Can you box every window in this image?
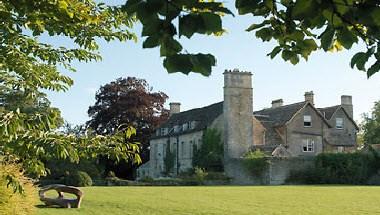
[160,128,168,135]
[336,118,344,129]
[182,123,188,131]
[190,121,197,129]
[304,115,312,127]
[302,139,314,152]
[173,125,180,133]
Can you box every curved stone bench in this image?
[39,184,84,208]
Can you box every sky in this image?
[46,3,380,126]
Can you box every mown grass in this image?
[36,186,380,215]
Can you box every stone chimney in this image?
[341,95,353,119]
[304,91,314,105]
[169,102,181,116]
[271,99,283,108]
[223,68,253,160]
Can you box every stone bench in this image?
[39,184,84,208]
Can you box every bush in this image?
[242,150,269,177]
[44,159,103,181]
[287,151,380,184]
[64,171,93,187]
[193,167,208,184]
[367,170,380,185]
[0,163,37,215]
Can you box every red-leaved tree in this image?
[87,77,169,178]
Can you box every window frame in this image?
[336,117,344,129]
[302,139,314,152]
[303,115,312,127]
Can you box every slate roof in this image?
[318,105,359,130]
[318,105,340,120]
[152,101,223,139]
[253,102,307,127]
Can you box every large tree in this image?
[0,0,140,192]
[87,77,169,178]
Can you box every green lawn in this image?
[36,186,380,215]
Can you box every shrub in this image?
[65,171,93,187]
[0,164,37,215]
[205,172,231,181]
[44,159,103,181]
[367,170,380,185]
[287,151,380,184]
[193,167,208,184]
[139,176,154,183]
[242,150,269,177]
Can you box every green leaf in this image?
[142,35,159,48]
[235,0,260,15]
[337,27,358,49]
[163,54,193,74]
[255,28,272,41]
[246,21,269,32]
[190,54,216,76]
[267,46,282,59]
[350,52,369,71]
[292,0,317,19]
[281,50,294,61]
[367,61,380,78]
[179,15,202,38]
[320,26,335,51]
[290,55,300,65]
[200,13,222,34]
[160,37,182,56]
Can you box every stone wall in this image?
[226,157,314,185]
[268,157,314,185]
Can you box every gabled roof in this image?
[318,105,359,130]
[254,101,332,128]
[253,102,307,127]
[152,101,223,138]
[318,105,340,120]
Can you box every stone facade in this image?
[137,69,358,180]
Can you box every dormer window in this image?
[173,125,180,133]
[182,123,188,131]
[160,128,168,135]
[336,118,344,129]
[190,121,197,129]
[304,115,312,127]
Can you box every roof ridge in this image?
[254,101,306,113]
[171,101,223,116]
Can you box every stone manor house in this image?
[137,69,358,179]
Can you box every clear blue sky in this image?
[46,3,380,126]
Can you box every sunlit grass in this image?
[36,186,380,215]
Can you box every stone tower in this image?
[223,69,253,161]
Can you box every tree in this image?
[87,77,169,178]
[0,1,139,192]
[362,101,380,145]
[192,128,223,172]
[163,143,176,175]
[124,0,380,77]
